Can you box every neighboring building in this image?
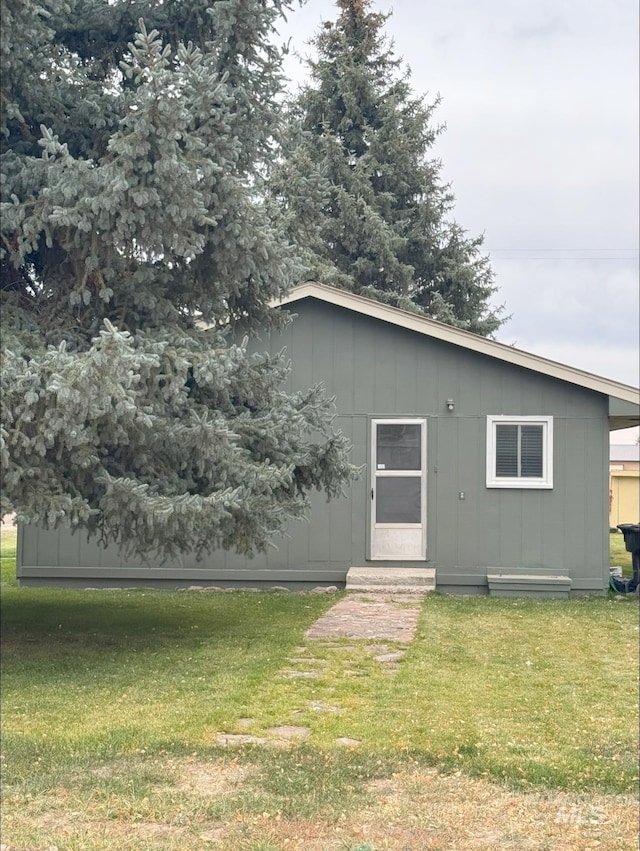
[609,444,640,528]
[17,283,640,596]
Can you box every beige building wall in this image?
[609,449,639,527]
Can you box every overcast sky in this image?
[276,0,639,441]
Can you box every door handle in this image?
[371,488,374,500]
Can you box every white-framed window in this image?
[486,415,553,489]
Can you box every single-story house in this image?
[17,282,640,596]
[609,443,640,528]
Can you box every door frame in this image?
[369,417,427,561]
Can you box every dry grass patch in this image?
[349,769,638,851]
[3,756,637,850]
[170,756,254,796]
[86,753,254,796]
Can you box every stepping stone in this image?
[290,702,344,717]
[321,644,360,651]
[215,734,269,746]
[335,737,361,747]
[308,700,344,713]
[375,651,405,663]
[266,725,310,739]
[277,670,320,679]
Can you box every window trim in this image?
[486,415,553,489]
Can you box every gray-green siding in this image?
[17,298,611,593]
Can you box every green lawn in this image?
[1,527,638,850]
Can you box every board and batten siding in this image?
[17,297,610,592]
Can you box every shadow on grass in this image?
[1,587,333,684]
[2,584,330,632]
[3,590,238,637]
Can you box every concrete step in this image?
[346,567,436,594]
[487,572,571,599]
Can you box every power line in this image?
[485,256,637,261]
[482,248,639,261]
[485,248,639,252]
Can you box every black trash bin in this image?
[614,523,640,593]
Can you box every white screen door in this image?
[371,419,427,560]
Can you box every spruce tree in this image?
[0,0,355,559]
[273,0,504,335]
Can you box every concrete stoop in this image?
[345,567,436,594]
[487,572,572,599]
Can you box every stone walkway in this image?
[304,592,423,642]
[216,591,425,749]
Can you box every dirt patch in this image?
[170,756,252,796]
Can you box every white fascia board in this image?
[277,282,640,407]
